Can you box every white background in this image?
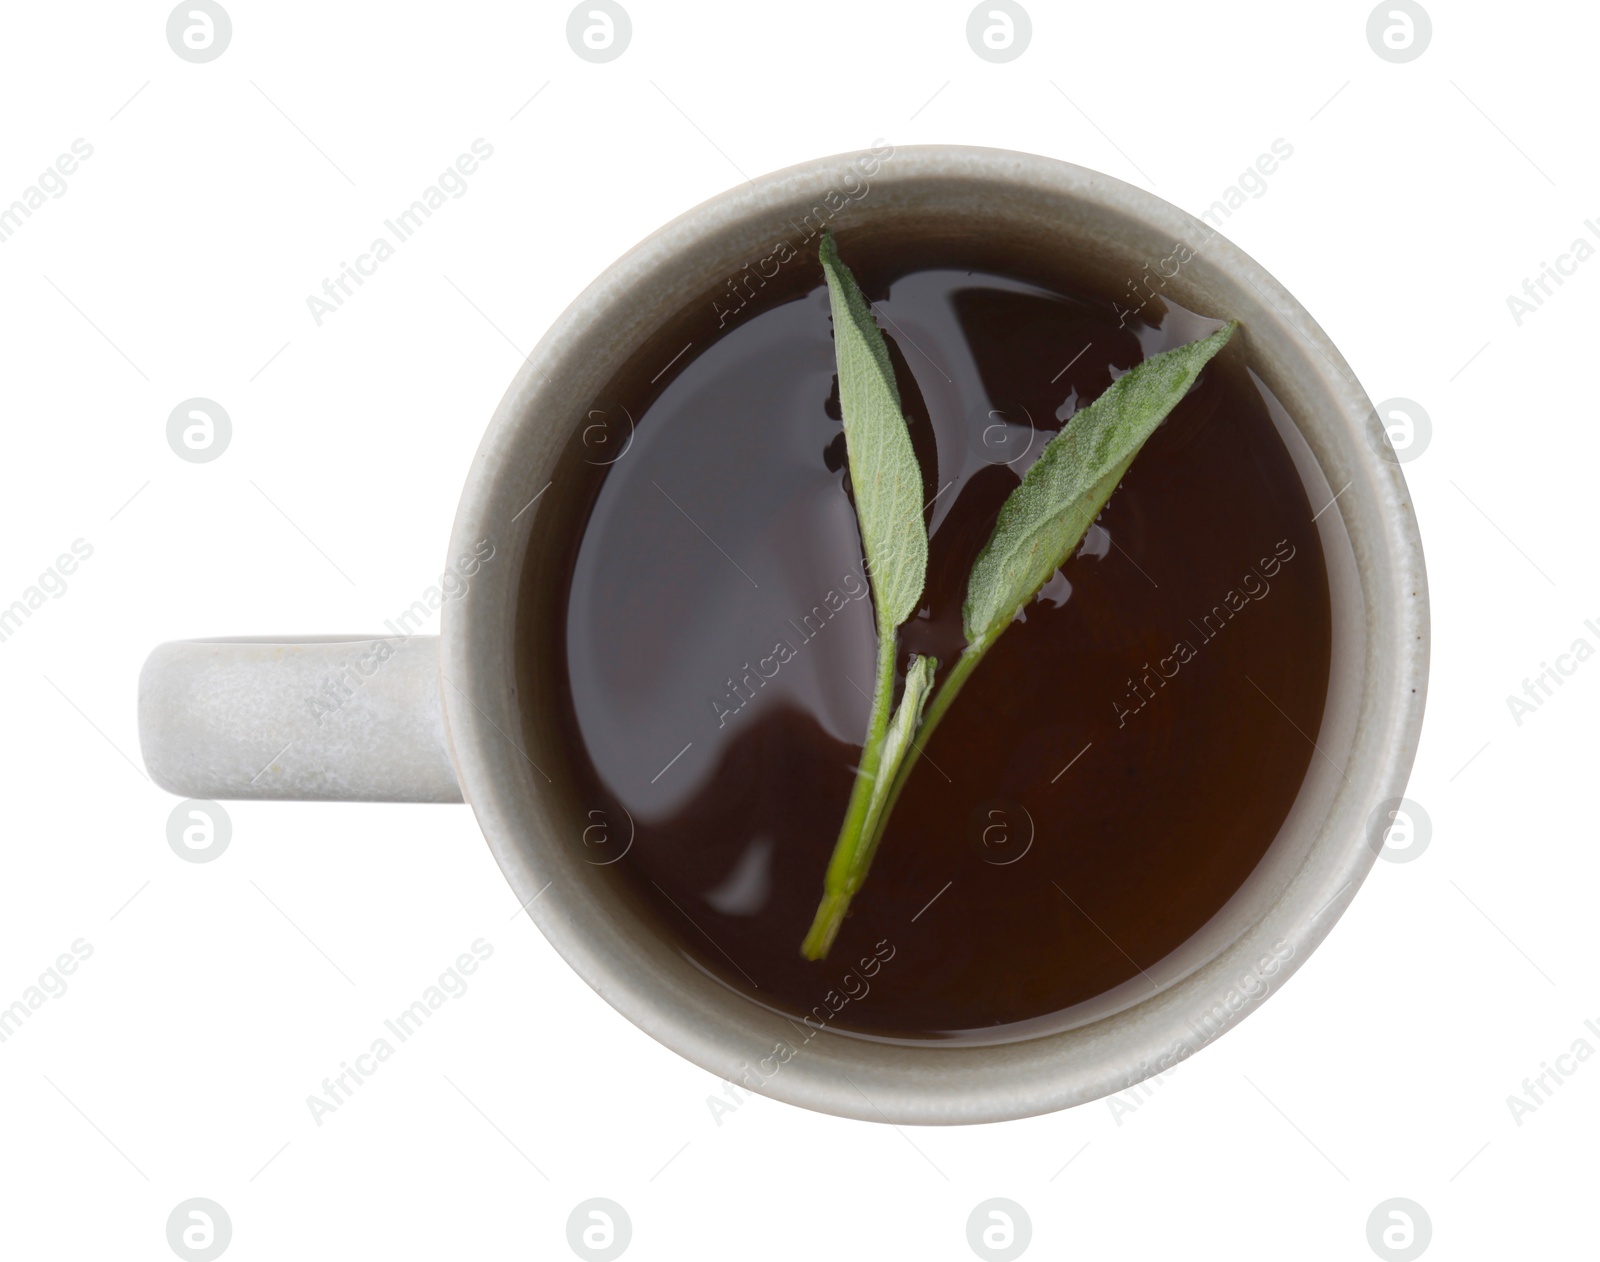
[0,1,1592,1258]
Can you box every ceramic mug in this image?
[139,145,1429,1124]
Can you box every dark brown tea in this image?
[528,231,1332,1043]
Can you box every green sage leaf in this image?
[819,230,928,631]
[962,321,1237,646]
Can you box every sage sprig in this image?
[800,232,931,960]
[840,322,1239,897]
[801,234,1238,959]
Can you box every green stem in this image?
[801,636,990,959]
[801,626,900,959]
[854,636,991,868]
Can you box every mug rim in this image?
[439,144,1430,1123]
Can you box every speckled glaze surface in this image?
[141,637,460,802]
[439,146,1430,1124]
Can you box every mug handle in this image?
[139,637,461,802]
